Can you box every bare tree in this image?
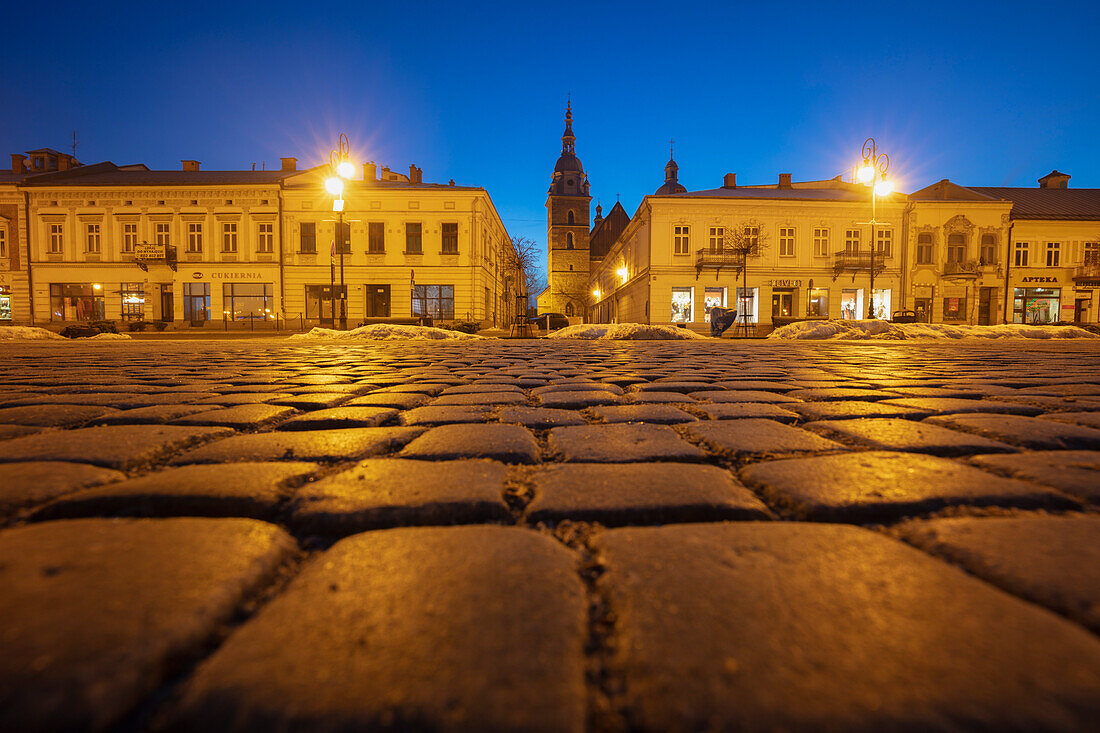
[721,221,769,321]
[503,235,543,312]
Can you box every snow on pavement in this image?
[548,323,707,340]
[288,324,482,340]
[768,320,1098,340]
[0,326,66,340]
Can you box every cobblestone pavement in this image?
[2,338,1100,731]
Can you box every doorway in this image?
[1076,296,1091,323]
[160,284,174,322]
[978,287,994,325]
[364,284,391,318]
[771,289,794,318]
[914,298,931,323]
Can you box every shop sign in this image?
[134,243,165,259]
[766,279,802,287]
[1076,280,1100,288]
[210,272,265,279]
[192,271,203,280]
[1020,276,1057,283]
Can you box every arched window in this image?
[567,210,575,225]
[565,302,575,317]
[566,232,574,249]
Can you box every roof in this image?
[909,180,999,202]
[662,186,896,202]
[21,163,290,186]
[589,201,630,260]
[968,187,1100,221]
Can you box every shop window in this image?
[779,228,795,257]
[808,288,829,317]
[980,234,997,265]
[772,288,795,317]
[305,284,346,320]
[257,223,274,253]
[1014,241,1029,267]
[943,296,967,321]
[187,223,203,253]
[946,233,965,263]
[223,282,273,320]
[300,222,317,253]
[735,287,758,323]
[123,223,138,253]
[871,289,891,320]
[155,223,170,246]
[845,229,860,253]
[670,287,693,322]
[120,283,144,321]
[916,233,933,264]
[406,223,422,253]
[876,229,892,257]
[183,282,211,322]
[708,227,723,252]
[703,287,726,322]
[0,284,10,320]
[841,289,863,320]
[221,223,238,253]
[49,224,64,253]
[1046,242,1060,267]
[49,283,105,321]
[813,228,829,257]
[441,223,459,253]
[1014,287,1060,324]
[674,225,690,255]
[412,284,455,319]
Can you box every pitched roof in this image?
[908,180,1000,202]
[662,186,891,202]
[967,187,1100,221]
[21,162,289,186]
[589,201,630,260]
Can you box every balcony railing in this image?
[942,260,981,277]
[832,250,885,277]
[1074,263,1100,280]
[695,248,745,275]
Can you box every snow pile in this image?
[288,324,482,340]
[0,326,65,340]
[769,320,1099,340]
[87,332,133,340]
[548,323,707,340]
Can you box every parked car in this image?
[530,313,569,331]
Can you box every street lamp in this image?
[858,137,891,318]
[327,134,354,329]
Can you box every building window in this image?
[1084,242,1100,266]
[743,226,760,251]
[120,283,144,321]
[0,284,10,320]
[183,282,211,321]
[703,287,726,322]
[1046,242,1060,267]
[123,223,138,253]
[735,287,758,323]
[779,227,795,257]
[83,224,100,253]
[441,222,459,253]
[49,283,105,321]
[845,229,860,252]
[221,222,238,253]
[565,302,575,317]
[813,228,829,257]
[916,233,933,264]
[566,232,574,250]
[808,287,829,317]
[1014,241,1029,267]
[708,227,723,252]
[980,233,997,265]
[946,233,966,263]
[300,222,316,254]
[876,229,892,257]
[0,227,7,258]
[333,222,351,254]
[257,222,274,253]
[943,296,967,321]
[49,224,64,253]
[406,222,422,253]
[671,287,693,322]
[674,225,690,255]
[411,284,455,319]
[1014,287,1060,324]
[155,222,170,246]
[223,282,273,320]
[567,210,575,225]
[187,223,203,253]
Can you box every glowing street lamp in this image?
[327,134,354,329]
[592,287,602,301]
[857,137,891,319]
[324,176,345,196]
[616,266,629,284]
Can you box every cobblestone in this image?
[277,406,397,430]
[400,423,541,463]
[498,406,587,428]
[967,450,1100,503]
[925,413,1100,450]
[589,404,697,424]
[0,404,121,427]
[169,403,296,429]
[548,423,706,462]
[172,427,424,464]
[879,396,1044,416]
[1,461,126,517]
[694,402,801,422]
[683,418,841,457]
[804,417,1018,456]
[0,424,233,470]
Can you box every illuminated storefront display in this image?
[1014,287,1060,324]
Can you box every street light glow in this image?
[336,160,356,179]
[617,266,629,283]
[592,288,601,301]
[324,176,344,196]
[857,161,875,184]
[875,178,894,196]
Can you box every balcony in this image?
[695,248,745,277]
[942,260,981,278]
[1074,263,1100,281]
[832,250,885,278]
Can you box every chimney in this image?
[778,173,792,189]
[1038,170,1070,189]
[280,157,297,172]
[181,159,201,172]
[363,161,376,181]
[11,154,27,173]
[722,173,737,189]
[409,164,417,182]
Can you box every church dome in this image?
[549,101,589,196]
[555,152,584,174]
[654,147,687,194]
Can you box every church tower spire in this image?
[562,100,575,154]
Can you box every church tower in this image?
[542,101,592,320]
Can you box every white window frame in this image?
[670,287,694,323]
[122,223,138,253]
[876,228,892,258]
[813,227,829,257]
[187,222,203,253]
[257,222,274,253]
[708,226,723,251]
[1014,241,1029,267]
[916,232,933,264]
[222,222,238,253]
[845,229,860,252]
[0,226,6,258]
[674,225,690,255]
[49,223,64,253]
[1046,241,1060,267]
[1084,241,1100,265]
[155,222,170,246]
[980,233,998,265]
[779,227,795,257]
[702,286,726,323]
[85,223,101,253]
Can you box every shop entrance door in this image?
[771,290,794,318]
[160,284,174,322]
[914,298,931,323]
[978,287,993,325]
[364,285,391,318]
[1076,297,1091,323]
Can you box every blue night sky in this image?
[4,1,1098,283]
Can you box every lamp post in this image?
[326,134,355,329]
[857,137,894,318]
